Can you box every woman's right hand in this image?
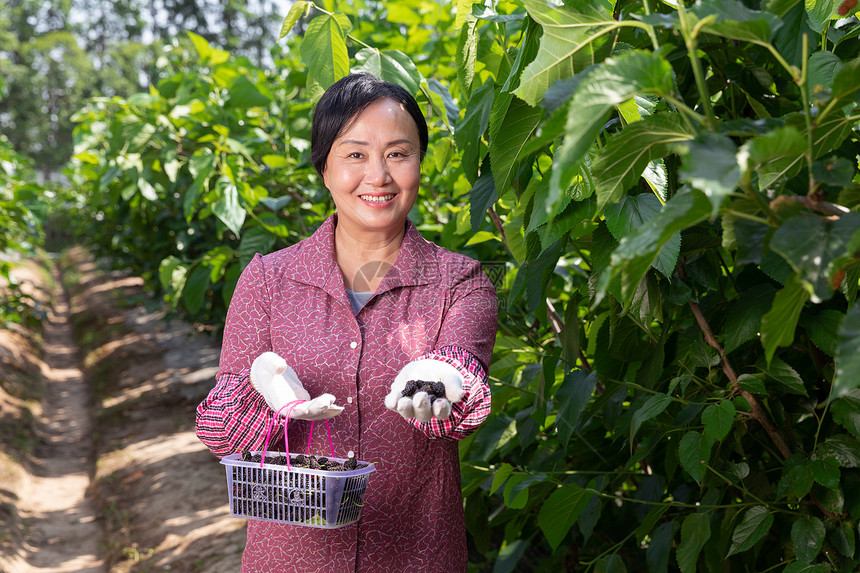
[250,352,344,420]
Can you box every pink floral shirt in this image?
[196,214,498,572]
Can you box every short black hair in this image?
[310,73,429,177]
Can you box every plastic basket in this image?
[220,400,375,528]
[220,452,375,528]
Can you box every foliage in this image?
[67,0,860,571]
[0,134,49,326]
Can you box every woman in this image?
[196,73,498,572]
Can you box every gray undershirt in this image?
[346,289,374,315]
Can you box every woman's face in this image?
[322,97,421,237]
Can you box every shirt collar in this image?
[286,213,439,300]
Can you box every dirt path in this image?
[7,265,105,572]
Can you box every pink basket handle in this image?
[260,401,335,469]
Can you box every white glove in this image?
[385,359,465,422]
[250,352,344,421]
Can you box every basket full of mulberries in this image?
[220,416,375,529]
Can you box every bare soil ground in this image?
[0,249,246,572]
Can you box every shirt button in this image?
[347,396,354,404]
[350,341,358,349]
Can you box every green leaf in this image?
[238,226,275,270]
[488,96,543,198]
[810,456,841,489]
[646,521,675,573]
[831,521,856,558]
[723,285,776,353]
[831,389,860,439]
[679,431,713,484]
[691,0,782,44]
[470,159,497,232]
[514,0,617,106]
[791,516,825,564]
[678,132,740,218]
[353,49,421,95]
[279,1,310,39]
[777,460,815,499]
[728,505,774,556]
[630,393,672,443]
[300,14,351,102]
[783,563,829,573]
[212,177,246,237]
[760,274,812,364]
[469,414,516,461]
[493,539,528,573]
[455,81,494,184]
[805,0,843,33]
[737,126,803,190]
[807,51,844,104]
[702,401,736,442]
[491,463,514,494]
[759,357,808,396]
[815,434,860,467]
[593,114,692,208]
[604,193,681,279]
[833,303,860,400]
[594,555,626,573]
[457,21,478,94]
[806,309,843,356]
[770,213,860,303]
[502,473,529,508]
[182,265,209,315]
[225,77,271,109]
[738,374,767,394]
[828,55,860,115]
[555,370,598,447]
[551,51,674,210]
[676,513,711,573]
[602,190,712,306]
[538,484,593,551]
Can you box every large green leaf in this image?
[723,284,777,353]
[470,158,498,232]
[212,177,246,237]
[555,369,598,447]
[805,308,843,356]
[760,273,812,364]
[676,513,711,573]
[238,226,275,270]
[646,521,675,573]
[814,434,860,468]
[770,213,860,303]
[279,1,311,39]
[791,517,826,564]
[630,393,672,443]
[728,505,774,556]
[593,114,692,209]
[678,132,740,217]
[225,77,272,109]
[604,193,681,278]
[493,539,528,573]
[679,430,713,484]
[690,0,782,44]
[833,304,860,400]
[550,51,674,214]
[538,484,593,550]
[807,51,844,104]
[455,81,495,184]
[827,55,860,117]
[759,357,808,396]
[601,189,712,306]
[182,264,209,315]
[831,521,856,559]
[489,96,543,198]
[805,0,843,33]
[514,0,617,106]
[831,389,860,438]
[300,13,351,102]
[353,49,421,95]
[702,401,736,442]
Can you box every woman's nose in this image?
[365,157,392,186]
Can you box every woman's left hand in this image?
[385,359,465,422]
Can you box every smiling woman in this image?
[196,73,498,572]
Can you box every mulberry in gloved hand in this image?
[250,352,344,420]
[384,359,465,422]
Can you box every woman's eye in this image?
[348,152,363,159]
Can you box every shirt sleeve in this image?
[409,345,492,441]
[195,253,280,457]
